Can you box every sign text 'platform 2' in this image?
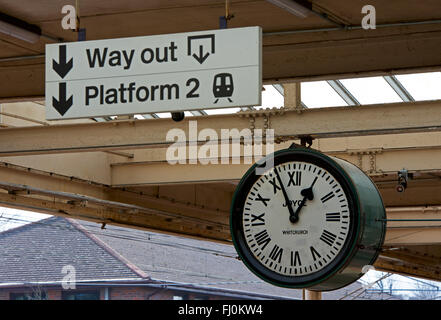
[45,27,262,120]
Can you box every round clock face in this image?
[243,160,350,277]
[231,150,360,288]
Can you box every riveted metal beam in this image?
[2,101,441,157]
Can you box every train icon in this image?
[213,73,234,103]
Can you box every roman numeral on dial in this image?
[326,212,341,222]
[251,213,265,226]
[310,246,321,261]
[255,193,270,207]
[320,230,337,246]
[254,230,271,250]
[269,244,283,263]
[321,191,335,203]
[291,250,301,266]
[288,171,302,186]
[269,177,281,194]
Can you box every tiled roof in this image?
[0,216,399,299]
[0,217,143,284]
[76,219,400,300]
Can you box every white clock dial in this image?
[242,161,350,276]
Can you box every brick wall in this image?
[47,289,62,300]
[110,287,147,300]
[149,289,175,300]
[0,290,8,300]
[0,286,245,300]
[100,288,106,300]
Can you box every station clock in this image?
[230,147,386,291]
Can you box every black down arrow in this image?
[52,45,73,78]
[192,45,210,64]
[52,82,73,116]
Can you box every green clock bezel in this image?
[230,147,386,291]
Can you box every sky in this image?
[0,208,50,233]
[1,71,441,299]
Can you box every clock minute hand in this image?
[274,168,296,221]
[290,176,318,223]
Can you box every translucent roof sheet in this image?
[301,81,347,108]
[204,107,242,115]
[395,72,441,101]
[155,112,172,118]
[255,85,284,109]
[339,77,402,105]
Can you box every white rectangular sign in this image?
[45,27,262,120]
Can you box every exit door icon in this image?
[213,73,234,103]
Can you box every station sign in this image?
[45,27,262,120]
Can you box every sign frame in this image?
[45,26,262,120]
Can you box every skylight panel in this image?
[301,81,347,108]
[339,77,401,104]
[395,72,441,101]
[204,107,242,115]
[254,85,284,109]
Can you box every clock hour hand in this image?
[290,177,318,223]
[274,167,296,221]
